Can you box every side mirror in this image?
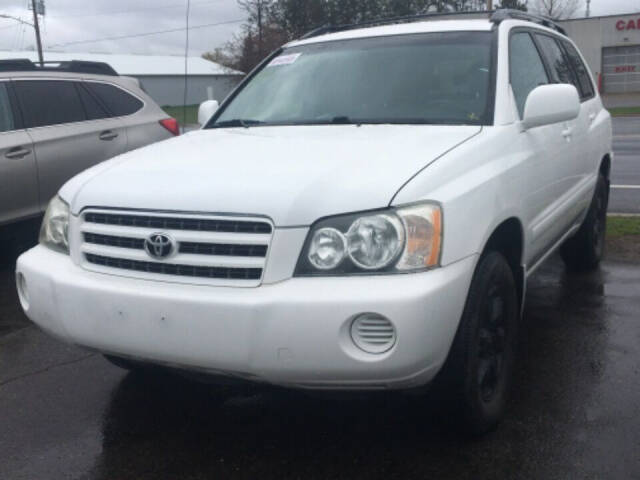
[198,100,219,126]
[521,84,580,130]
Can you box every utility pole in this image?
[487,0,493,11]
[257,0,263,57]
[586,0,591,17]
[30,0,44,64]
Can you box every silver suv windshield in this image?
[209,31,494,128]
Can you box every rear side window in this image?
[510,32,549,118]
[85,83,143,116]
[0,83,15,132]
[77,83,109,120]
[534,34,577,86]
[562,40,595,100]
[15,80,86,128]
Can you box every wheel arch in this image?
[481,217,526,315]
[600,154,611,182]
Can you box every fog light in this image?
[16,272,30,311]
[350,313,396,354]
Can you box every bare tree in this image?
[533,0,581,20]
[497,0,528,10]
[238,0,275,57]
[204,0,496,73]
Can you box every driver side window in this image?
[510,32,550,119]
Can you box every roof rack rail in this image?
[298,8,567,41]
[490,9,566,35]
[299,10,492,40]
[0,59,119,76]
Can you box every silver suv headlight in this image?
[39,195,70,254]
[295,203,442,276]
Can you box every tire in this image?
[439,251,519,435]
[560,174,609,272]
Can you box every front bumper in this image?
[16,245,476,389]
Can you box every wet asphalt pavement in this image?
[608,117,640,214]
[1,239,639,479]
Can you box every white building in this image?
[0,51,244,107]
[561,13,640,105]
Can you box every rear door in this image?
[560,38,602,205]
[84,81,168,149]
[0,81,39,225]
[14,79,127,210]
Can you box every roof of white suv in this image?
[289,19,494,47]
[288,8,569,48]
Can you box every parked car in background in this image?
[0,59,179,228]
[16,10,612,434]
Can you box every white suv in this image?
[16,11,612,433]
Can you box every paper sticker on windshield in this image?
[268,53,302,67]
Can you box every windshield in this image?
[209,31,494,128]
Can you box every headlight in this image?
[295,203,442,276]
[39,195,70,254]
[308,228,347,270]
[347,214,404,270]
[395,203,442,271]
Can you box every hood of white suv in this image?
[63,125,481,226]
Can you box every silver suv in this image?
[0,59,178,227]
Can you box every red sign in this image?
[616,19,640,31]
[615,65,637,73]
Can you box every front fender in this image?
[391,126,531,267]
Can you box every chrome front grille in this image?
[83,233,268,257]
[78,209,273,287]
[83,212,272,233]
[84,254,263,280]
[84,232,145,250]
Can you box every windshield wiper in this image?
[212,119,265,128]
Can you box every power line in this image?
[0,22,23,31]
[46,1,222,19]
[47,18,245,48]
[11,22,21,50]
[0,14,34,27]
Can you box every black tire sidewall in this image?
[561,174,608,271]
[448,251,519,434]
[589,175,608,261]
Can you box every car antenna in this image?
[182,0,191,134]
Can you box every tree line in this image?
[204,0,578,73]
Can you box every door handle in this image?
[99,130,119,141]
[5,146,31,159]
[589,112,596,123]
[562,127,573,139]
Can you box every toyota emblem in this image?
[144,233,175,259]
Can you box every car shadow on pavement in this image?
[94,370,460,480]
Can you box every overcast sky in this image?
[0,0,639,57]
